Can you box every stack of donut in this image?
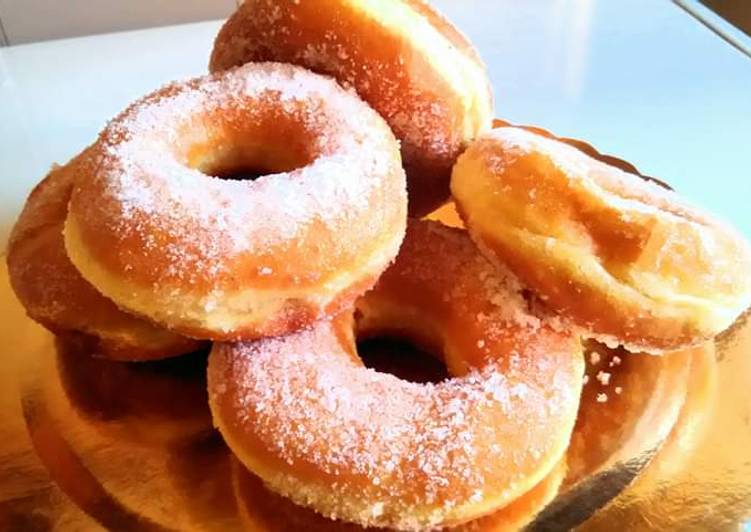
[7,0,751,530]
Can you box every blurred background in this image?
[0,0,235,45]
[0,0,748,46]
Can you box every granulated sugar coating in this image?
[452,125,751,353]
[64,62,407,339]
[208,221,583,530]
[231,454,568,532]
[72,62,402,286]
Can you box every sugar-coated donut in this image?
[425,200,694,492]
[564,340,693,487]
[210,0,493,216]
[231,456,566,532]
[24,336,234,530]
[65,62,407,341]
[638,344,716,479]
[452,126,751,353]
[208,220,583,530]
[577,345,717,531]
[7,155,201,360]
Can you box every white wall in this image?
[0,0,236,45]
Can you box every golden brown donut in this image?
[210,0,493,216]
[22,335,236,530]
[6,155,201,360]
[577,345,717,531]
[65,62,407,341]
[635,344,717,479]
[55,334,212,447]
[208,220,583,530]
[451,126,751,353]
[426,200,695,497]
[231,456,566,532]
[565,340,694,486]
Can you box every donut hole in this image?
[193,143,312,182]
[357,336,448,384]
[205,163,275,182]
[183,119,318,182]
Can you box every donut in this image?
[490,118,665,182]
[426,200,694,498]
[208,220,583,529]
[64,62,407,341]
[231,456,566,532]
[637,344,716,479]
[577,345,717,531]
[6,155,202,360]
[209,0,493,216]
[451,126,751,353]
[564,340,692,487]
[23,336,236,530]
[55,334,213,447]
